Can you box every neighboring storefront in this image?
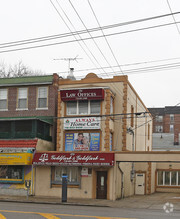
[0,150,33,196]
[33,151,115,199]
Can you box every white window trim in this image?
[157,170,180,187]
[17,88,28,110]
[66,100,101,115]
[37,87,48,109]
[0,88,8,110]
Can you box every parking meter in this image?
[25,180,31,199]
[62,174,68,202]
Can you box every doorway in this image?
[135,173,145,195]
[96,171,107,199]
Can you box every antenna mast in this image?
[54,55,82,74]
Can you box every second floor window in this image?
[170,124,174,133]
[0,89,7,110]
[155,125,163,133]
[66,100,101,115]
[170,114,174,122]
[17,88,28,109]
[156,115,163,122]
[37,87,48,109]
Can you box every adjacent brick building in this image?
[0,74,59,195]
[148,106,180,150]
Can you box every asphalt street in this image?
[0,201,180,219]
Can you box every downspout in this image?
[118,162,124,199]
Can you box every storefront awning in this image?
[0,153,33,165]
[32,152,114,166]
[0,140,37,148]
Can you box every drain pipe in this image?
[118,162,124,199]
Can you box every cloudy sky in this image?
[0,0,180,108]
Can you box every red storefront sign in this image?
[60,88,104,101]
[32,152,114,166]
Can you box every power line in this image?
[0,11,179,48]
[49,0,103,73]
[68,0,116,75]
[166,0,180,35]
[56,57,180,74]
[0,20,179,54]
[87,0,124,75]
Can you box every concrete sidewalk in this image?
[0,193,180,210]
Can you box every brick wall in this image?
[1,85,57,118]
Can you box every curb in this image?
[0,199,110,208]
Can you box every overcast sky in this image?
[0,0,180,108]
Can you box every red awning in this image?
[0,139,38,148]
[32,152,114,166]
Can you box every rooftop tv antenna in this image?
[53,55,82,74]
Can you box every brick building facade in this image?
[148,106,180,150]
[0,74,59,195]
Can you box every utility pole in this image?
[53,55,82,74]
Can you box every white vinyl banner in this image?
[64,117,101,130]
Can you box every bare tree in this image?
[0,61,42,78]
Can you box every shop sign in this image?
[81,167,88,177]
[64,117,101,130]
[65,133,100,151]
[32,152,114,166]
[60,88,104,101]
[0,153,33,165]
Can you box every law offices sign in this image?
[60,88,104,101]
[32,152,114,166]
[64,117,101,130]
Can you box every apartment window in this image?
[155,125,163,133]
[170,114,174,122]
[54,166,80,185]
[66,100,101,115]
[156,115,163,122]
[37,87,48,109]
[170,125,174,133]
[0,89,7,110]
[157,170,180,186]
[17,88,28,109]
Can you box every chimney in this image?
[67,68,76,80]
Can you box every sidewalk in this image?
[0,193,180,210]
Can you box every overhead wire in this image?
[0,20,179,54]
[87,0,124,75]
[166,0,180,35]
[49,0,102,73]
[68,0,116,75]
[56,56,180,74]
[0,11,179,48]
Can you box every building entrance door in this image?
[135,173,145,195]
[96,171,107,199]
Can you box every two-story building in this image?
[0,74,59,195]
[33,73,152,200]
